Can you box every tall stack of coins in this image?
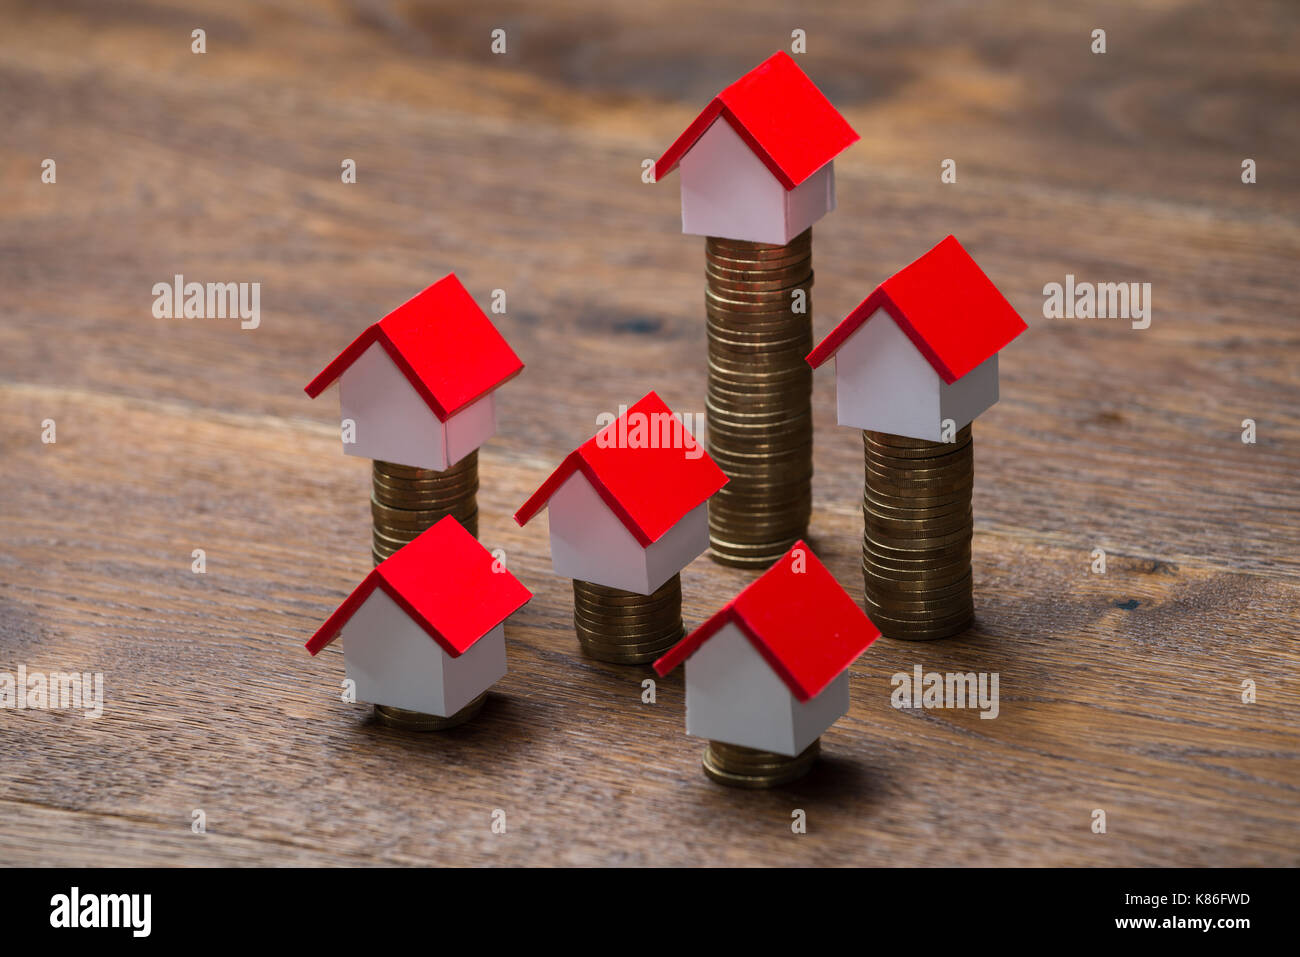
[704,227,814,568]
[861,425,974,640]
[572,575,685,665]
[370,452,478,565]
[703,739,820,789]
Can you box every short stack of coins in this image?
[862,424,974,640]
[704,227,814,568]
[370,451,479,565]
[373,692,487,732]
[702,739,820,789]
[571,574,685,665]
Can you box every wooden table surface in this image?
[2,0,1297,867]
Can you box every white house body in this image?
[679,119,835,246]
[683,621,848,756]
[339,341,496,471]
[832,308,999,442]
[339,586,506,716]
[545,471,708,595]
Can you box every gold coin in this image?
[373,692,487,731]
[705,287,815,311]
[706,272,813,294]
[570,576,684,664]
[864,442,972,463]
[702,738,818,788]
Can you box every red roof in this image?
[654,541,878,702]
[807,235,1027,383]
[304,274,524,421]
[305,516,531,658]
[514,391,728,547]
[654,51,859,190]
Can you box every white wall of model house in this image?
[338,586,506,716]
[678,118,835,245]
[832,308,999,442]
[545,471,709,595]
[338,342,496,470]
[683,621,848,756]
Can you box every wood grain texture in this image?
[1,0,1297,866]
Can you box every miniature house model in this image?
[305,273,524,470]
[514,391,728,595]
[654,51,859,245]
[654,541,879,756]
[806,235,1029,442]
[305,516,531,716]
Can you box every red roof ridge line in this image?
[717,106,799,190]
[513,448,659,548]
[575,455,657,547]
[303,288,524,420]
[807,286,960,383]
[730,606,818,701]
[653,603,819,702]
[657,104,812,191]
[374,329,450,419]
[372,574,463,657]
[654,51,860,190]
[305,572,497,660]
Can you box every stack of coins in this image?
[861,425,974,640]
[571,574,685,665]
[370,451,479,565]
[374,692,486,731]
[704,228,814,568]
[702,739,820,789]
